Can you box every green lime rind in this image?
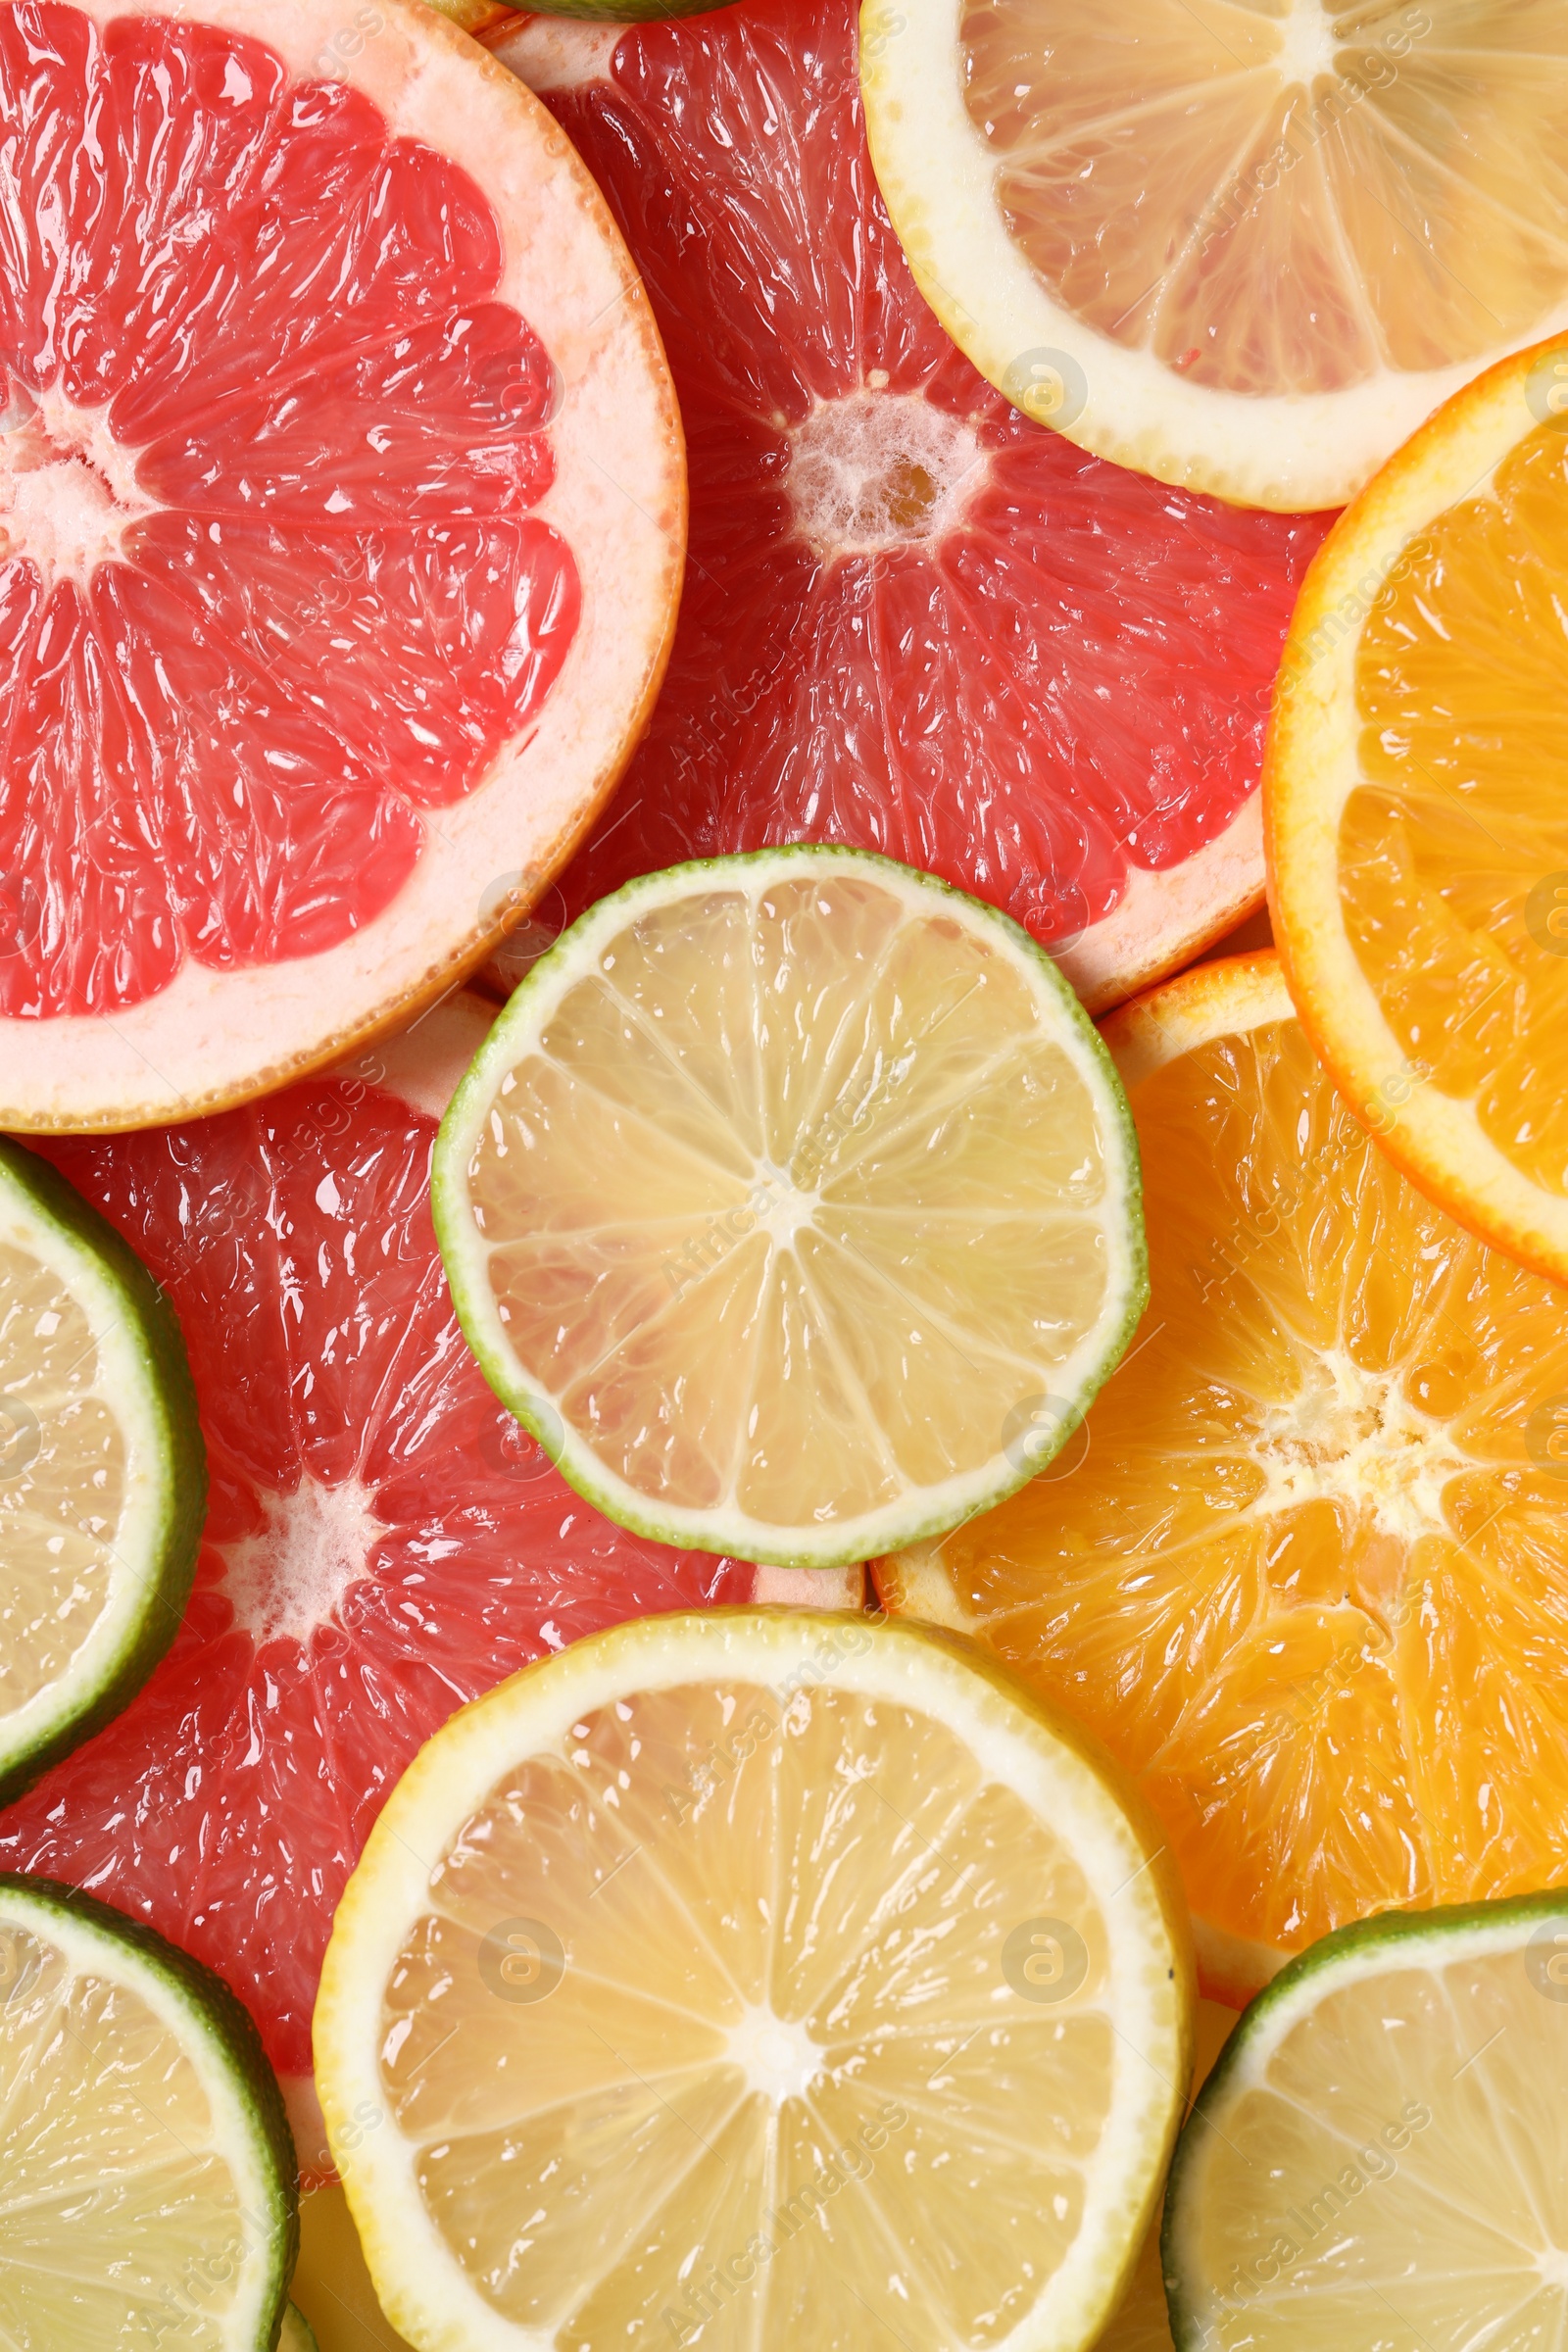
[0,1143,207,1807]
[434,844,1148,1571]
[0,1873,298,2348]
[280,2305,320,2352]
[1161,1887,1568,2349]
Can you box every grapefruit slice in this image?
[486,0,1330,1015]
[862,0,1568,513]
[878,953,1568,2006]
[0,993,808,2120]
[0,0,682,1130]
[1268,334,1568,1290]
[316,1608,1193,2352]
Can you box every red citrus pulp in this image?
[0,997,790,2121]
[488,0,1332,1011]
[0,0,681,1126]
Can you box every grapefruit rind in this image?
[1162,1890,1568,2351]
[315,1606,1194,2352]
[432,845,1149,1572]
[858,0,1568,514]
[0,1871,298,2348]
[1264,337,1568,1287]
[1,0,685,1134]
[0,1139,206,1807]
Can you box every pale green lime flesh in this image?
[433,846,1146,1570]
[0,1140,205,1804]
[0,1873,296,2346]
[1163,1891,1568,2349]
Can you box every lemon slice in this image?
[316,1607,1193,2352]
[878,951,1568,2005]
[0,1139,205,1804]
[861,0,1568,510]
[0,1871,296,2344]
[1164,1891,1568,2346]
[1269,333,1568,1285]
[432,848,1146,1569]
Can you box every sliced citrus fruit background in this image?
[1165,1891,1568,2349]
[0,0,681,1130]
[863,0,1568,512]
[0,1134,204,1803]
[1269,333,1568,1289]
[317,1607,1193,2352]
[435,847,1147,1570]
[879,952,1568,2003]
[0,1870,297,2345]
[486,0,1331,1013]
[0,992,836,2128]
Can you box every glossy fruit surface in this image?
[0,0,681,1127]
[880,954,1568,2000]
[1270,333,1568,1288]
[0,998,762,2091]
[489,0,1330,1012]
[318,1607,1193,2352]
[864,0,1568,509]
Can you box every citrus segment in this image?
[489,0,1330,1012]
[1164,1894,1568,2349]
[0,0,681,1129]
[863,0,1568,509]
[316,1608,1193,2352]
[1269,335,1568,1285]
[435,849,1147,1569]
[0,995,793,2091]
[0,1133,204,1805]
[878,954,1568,1993]
[0,1871,296,2347]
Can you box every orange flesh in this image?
[885,1013,1568,1957]
[1342,414,1568,1198]
[958,0,1568,395]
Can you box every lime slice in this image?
[433,848,1146,1568]
[316,1606,1193,2352]
[0,1140,205,1803]
[0,1871,296,2344]
[1163,1891,1568,2347]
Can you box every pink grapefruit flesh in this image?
[0,995,781,2100]
[488,0,1331,1013]
[0,0,682,1128]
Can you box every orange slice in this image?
[862,1,1568,510]
[877,952,1568,2003]
[1269,333,1568,1284]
